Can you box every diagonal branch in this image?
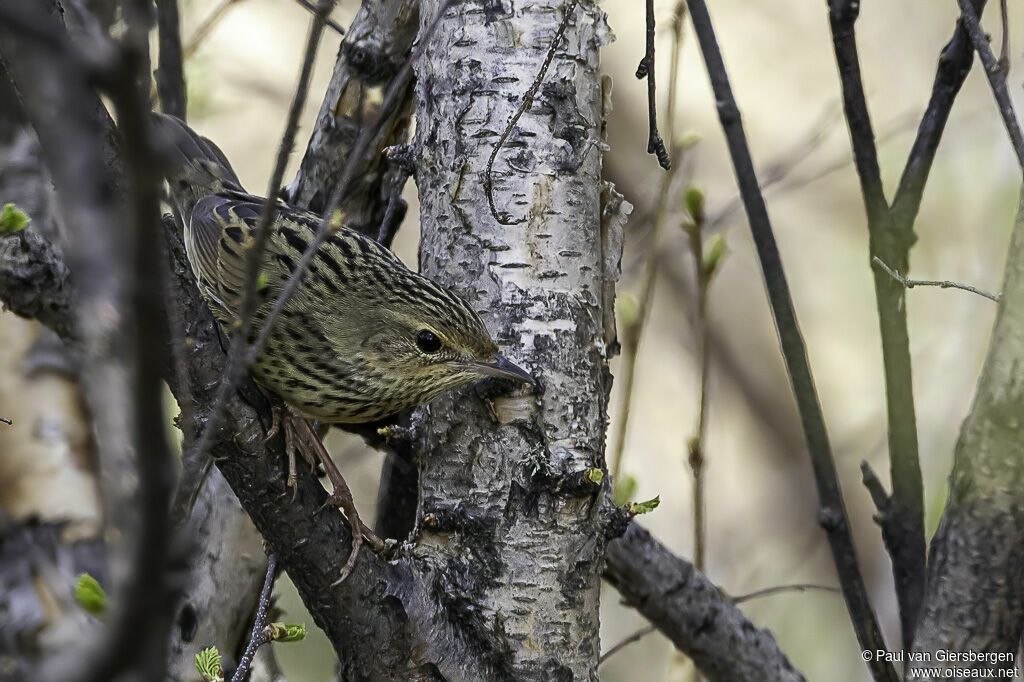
[685,1,896,679]
[957,0,1024,170]
[604,521,804,682]
[827,0,925,651]
[890,0,987,229]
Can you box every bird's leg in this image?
[264,396,309,497]
[293,419,384,584]
[262,391,317,497]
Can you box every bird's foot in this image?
[294,419,384,585]
[265,399,314,498]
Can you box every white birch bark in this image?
[410,0,615,677]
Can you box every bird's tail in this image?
[150,112,244,219]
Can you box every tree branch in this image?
[827,0,925,650]
[957,0,1024,170]
[604,522,804,682]
[890,0,986,229]
[285,0,418,232]
[685,1,895,678]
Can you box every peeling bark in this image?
[909,193,1024,678]
[410,0,613,677]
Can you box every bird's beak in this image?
[473,353,536,385]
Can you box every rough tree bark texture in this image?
[286,0,417,231]
[604,523,804,682]
[410,0,613,677]
[909,194,1024,678]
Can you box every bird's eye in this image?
[416,329,443,354]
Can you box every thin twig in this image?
[599,624,657,665]
[483,0,579,226]
[873,257,1000,302]
[685,2,896,679]
[998,0,1009,72]
[186,0,336,470]
[890,0,989,232]
[684,213,710,575]
[183,0,244,59]
[607,0,688,485]
[637,0,670,170]
[231,553,279,682]
[732,583,840,604]
[705,109,917,232]
[958,0,1024,170]
[828,0,925,652]
[292,0,345,36]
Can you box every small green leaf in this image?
[267,622,306,642]
[256,271,269,290]
[586,468,604,485]
[678,131,701,151]
[684,187,705,225]
[75,573,106,616]
[329,209,345,230]
[703,234,726,277]
[612,474,638,506]
[629,495,661,516]
[195,646,223,681]
[0,203,29,234]
[617,293,640,331]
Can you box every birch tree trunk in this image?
[410,0,614,677]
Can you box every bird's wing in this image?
[185,192,322,327]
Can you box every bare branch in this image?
[827,0,925,650]
[873,256,1000,303]
[732,583,840,604]
[957,0,1024,170]
[604,522,805,681]
[285,0,418,227]
[291,0,345,36]
[636,0,669,170]
[599,624,657,666]
[231,554,278,682]
[183,0,243,59]
[685,1,895,678]
[890,0,987,230]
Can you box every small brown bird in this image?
[153,114,532,577]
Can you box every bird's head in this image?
[340,266,534,417]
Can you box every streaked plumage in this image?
[152,113,532,423]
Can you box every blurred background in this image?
[2,0,1022,679]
